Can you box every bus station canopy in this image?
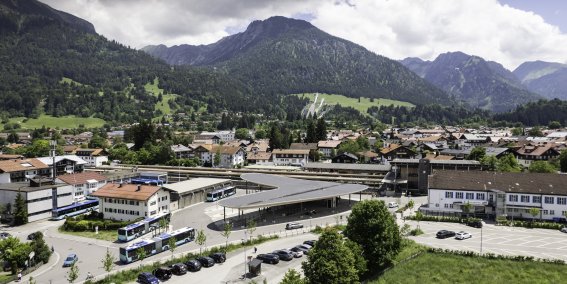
[218,173,367,209]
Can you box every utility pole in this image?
[50,140,57,183]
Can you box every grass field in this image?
[3,114,105,130]
[371,247,567,284]
[144,77,178,117]
[58,227,117,242]
[296,93,414,114]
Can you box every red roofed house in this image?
[90,184,170,221]
[57,172,108,202]
[0,158,50,183]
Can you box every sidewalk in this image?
[11,251,61,284]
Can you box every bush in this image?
[409,228,424,236]
[62,215,134,232]
[427,248,565,264]
[406,215,461,223]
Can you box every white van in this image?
[388,202,399,208]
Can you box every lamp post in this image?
[243,231,248,279]
[480,224,483,254]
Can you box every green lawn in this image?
[296,93,414,114]
[371,248,567,284]
[58,227,117,242]
[3,114,105,130]
[144,77,178,117]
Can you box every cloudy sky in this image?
[43,0,567,70]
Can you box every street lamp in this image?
[480,224,484,254]
[243,231,248,279]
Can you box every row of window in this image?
[508,195,567,205]
[104,208,141,216]
[445,192,485,200]
[160,196,168,202]
[105,198,140,206]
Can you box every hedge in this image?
[427,247,566,265]
[62,215,137,232]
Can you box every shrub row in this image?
[63,218,132,232]
[427,247,566,265]
[498,219,563,230]
[406,215,462,223]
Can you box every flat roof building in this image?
[162,178,232,210]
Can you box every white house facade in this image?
[272,149,310,166]
[57,172,108,202]
[91,184,170,221]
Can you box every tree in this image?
[480,155,499,171]
[136,247,146,265]
[0,237,32,274]
[511,127,523,136]
[548,121,562,129]
[13,192,28,226]
[30,232,51,264]
[220,222,232,252]
[101,248,115,280]
[528,126,544,137]
[496,154,522,173]
[407,199,415,212]
[344,200,401,271]
[559,149,567,172]
[158,218,168,234]
[467,147,486,161]
[255,129,266,139]
[529,207,540,223]
[246,219,257,242]
[67,262,79,283]
[344,239,367,279]
[305,120,316,143]
[213,147,221,167]
[528,161,557,173]
[196,229,207,255]
[461,202,474,218]
[168,236,177,258]
[315,118,327,142]
[302,228,359,284]
[235,128,249,140]
[280,268,305,284]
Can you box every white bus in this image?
[119,226,195,263]
[117,212,171,242]
[206,186,236,202]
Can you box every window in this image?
[532,196,541,203]
[444,204,453,209]
[150,201,157,206]
[550,210,555,215]
[445,192,454,198]
[558,197,567,205]
[466,193,474,199]
[476,193,485,200]
[456,192,463,199]
[509,195,518,202]
[545,197,554,204]
[543,210,549,215]
[521,196,530,203]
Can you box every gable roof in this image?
[317,140,342,148]
[246,151,272,160]
[58,172,107,185]
[90,184,161,201]
[272,149,310,155]
[290,143,318,150]
[36,155,87,166]
[514,144,560,157]
[0,158,49,173]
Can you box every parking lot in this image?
[409,220,567,261]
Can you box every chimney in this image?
[118,183,123,188]
[136,185,141,191]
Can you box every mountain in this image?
[0,0,260,124]
[400,52,541,112]
[143,16,452,106]
[513,61,567,100]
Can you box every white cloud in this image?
[42,0,567,70]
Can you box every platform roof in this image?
[303,162,391,172]
[219,173,367,209]
[163,178,231,195]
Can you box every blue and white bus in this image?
[119,226,195,263]
[117,212,171,242]
[51,199,99,220]
[206,186,236,202]
[130,178,164,186]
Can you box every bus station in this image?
[163,178,232,210]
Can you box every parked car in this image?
[256,253,280,264]
[62,253,78,267]
[436,230,456,239]
[288,247,305,257]
[455,231,472,240]
[388,202,399,208]
[272,250,294,261]
[285,248,303,258]
[169,263,187,275]
[0,232,11,239]
[196,256,215,268]
[152,267,172,281]
[138,272,159,284]
[209,252,226,263]
[286,223,304,230]
[303,240,316,247]
[27,232,43,241]
[467,220,483,228]
[184,259,202,272]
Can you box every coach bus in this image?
[51,199,99,220]
[206,186,236,202]
[119,226,195,263]
[130,178,164,186]
[117,212,171,242]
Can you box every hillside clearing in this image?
[2,115,105,130]
[295,93,414,115]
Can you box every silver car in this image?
[455,231,472,240]
[285,248,303,258]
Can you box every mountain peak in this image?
[243,16,314,40]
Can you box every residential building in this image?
[317,140,342,158]
[197,130,235,142]
[513,143,561,167]
[36,155,87,175]
[272,149,309,166]
[171,144,194,159]
[194,145,245,168]
[331,152,358,163]
[246,151,272,165]
[425,171,567,221]
[0,179,73,222]
[75,148,108,167]
[57,172,107,202]
[90,183,170,221]
[379,144,417,161]
[0,158,50,183]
